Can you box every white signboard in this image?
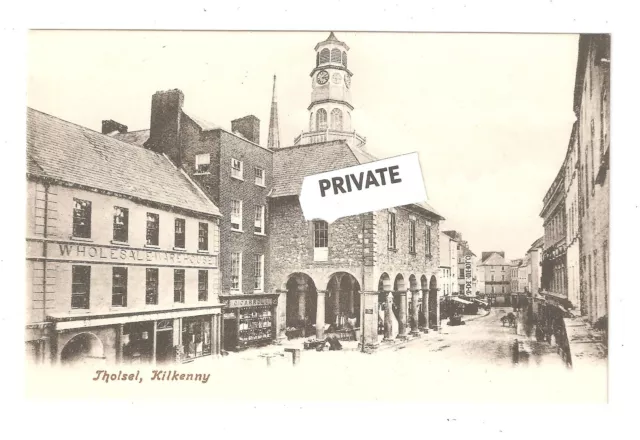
[299,152,428,223]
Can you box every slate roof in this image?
[272,139,444,220]
[27,108,220,218]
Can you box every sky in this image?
[27,31,579,259]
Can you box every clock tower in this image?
[293,32,366,149]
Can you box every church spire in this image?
[267,74,281,150]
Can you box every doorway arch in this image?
[285,273,317,336]
[429,275,438,328]
[326,272,361,330]
[60,332,105,366]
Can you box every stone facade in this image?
[575,35,610,323]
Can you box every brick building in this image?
[268,33,444,347]
[26,109,223,366]
[110,89,278,351]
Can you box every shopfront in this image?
[220,293,279,351]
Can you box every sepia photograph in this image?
[24,30,609,402]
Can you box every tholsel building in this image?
[267,32,444,347]
[26,109,223,366]
[109,88,277,352]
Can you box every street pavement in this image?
[179,307,606,402]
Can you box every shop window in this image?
[174,218,186,249]
[71,265,90,309]
[182,317,212,359]
[112,267,127,307]
[113,206,128,243]
[254,167,265,186]
[198,270,208,301]
[409,220,416,254]
[313,220,328,261]
[254,254,264,291]
[72,198,92,238]
[388,211,396,250]
[231,158,243,180]
[146,213,159,246]
[198,222,209,251]
[231,252,242,291]
[195,153,211,174]
[231,200,243,231]
[254,205,265,234]
[316,109,327,131]
[174,269,185,303]
[146,268,158,305]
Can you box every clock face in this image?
[331,73,342,84]
[345,75,351,89]
[316,70,329,85]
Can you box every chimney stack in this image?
[102,120,128,135]
[231,115,260,145]
[146,89,184,166]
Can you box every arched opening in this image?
[309,112,314,131]
[331,48,341,63]
[319,48,330,64]
[342,51,348,67]
[377,272,392,335]
[60,332,105,366]
[316,52,319,67]
[330,108,343,131]
[408,274,418,330]
[316,108,327,131]
[429,275,438,329]
[325,272,361,332]
[420,275,429,328]
[285,273,317,338]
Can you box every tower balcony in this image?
[293,129,366,149]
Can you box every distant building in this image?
[527,237,544,297]
[478,251,513,305]
[443,230,478,296]
[439,231,457,296]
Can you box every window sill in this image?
[409,252,417,256]
[193,172,211,176]
[231,175,244,182]
[110,240,130,246]
[70,236,93,243]
[173,247,186,252]
[231,229,244,233]
[388,247,398,253]
[254,232,267,237]
[254,290,264,294]
[69,309,91,314]
[197,249,210,254]
[144,244,160,249]
[255,182,266,188]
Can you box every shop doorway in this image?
[223,317,237,351]
[155,320,174,364]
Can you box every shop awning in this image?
[451,297,473,305]
[472,299,488,306]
